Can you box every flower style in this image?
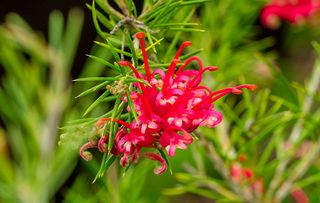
[80,32,256,174]
[261,0,320,28]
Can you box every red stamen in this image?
[118,61,142,79]
[162,58,180,95]
[176,56,203,74]
[118,60,148,95]
[192,84,256,109]
[96,117,131,128]
[211,89,242,102]
[174,41,192,59]
[118,60,154,118]
[186,66,218,89]
[210,87,242,96]
[136,32,151,82]
[236,84,257,91]
[79,141,96,161]
[144,152,167,175]
[191,85,212,93]
[136,32,145,39]
[210,84,256,102]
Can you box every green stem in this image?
[266,59,320,202]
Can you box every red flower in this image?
[261,0,320,28]
[80,32,256,174]
[291,188,309,203]
[230,162,265,195]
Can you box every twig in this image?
[110,17,157,35]
[266,59,320,202]
[199,131,255,202]
[275,139,320,202]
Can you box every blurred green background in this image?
[1,0,320,203]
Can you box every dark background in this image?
[0,0,96,76]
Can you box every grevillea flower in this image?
[230,162,265,195]
[261,0,320,28]
[291,188,309,203]
[80,32,256,174]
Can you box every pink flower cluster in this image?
[80,32,256,174]
[261,0,320,28]
[230,155,264,196]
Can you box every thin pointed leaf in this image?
[125,31,138,67]
[86,4,114,30]
[90,1,108,39]
[125,89,138,122]
[76,81,109,98]
[168,28,205,32]
[108,95,122,151]
[94,41,132,57]
[145,37,164,52]
[93,155,117,183]
[86,54,120,73]
[48,10,64,49]
[73,76,121,82]
[62,8,84,71]
[83,90,110,116]
[105,39,124,75]
[152,22,200,27]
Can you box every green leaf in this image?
[83,90,110,116]
[62,8,84,71]
[125,89,138,122]
[90,1,108,39]
[94,41,133,57]
[167,28,205,32]
[73,76,121,82]
[86,54,120,73]
[86,4,114,31]
[95,0,123,20]
[125,31,138,67]
[75,81,110,98]
[93,155,117,183]
[48,10,64,49]
[152,22,200,27]
[108,95,122,151]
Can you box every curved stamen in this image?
[118,61,142,79]
[118,60,148,95]
[144,152,167,174]
[163,41,192,92]
[176,56,203,74]
[210,84,256,102]
[192,84,256,109]
[162,58,180,95]
[191,85,212,94]
[185,66,218,90]
[210,87,242,97]
[118,61,154,117]
[174,41,192,59]
[211,91,242,102]
[98,136,108,153]
[136,32,151,82]
[79,141,96,161]
[234,84,257,91]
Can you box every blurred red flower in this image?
[261,0,320,28]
